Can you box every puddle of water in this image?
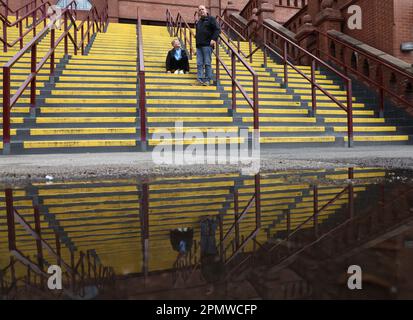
[1,167,413,300]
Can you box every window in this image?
[56,0,92,11]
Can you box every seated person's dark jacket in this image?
[170,228,194,253]
[165,48,190,72]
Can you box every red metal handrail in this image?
[2,0,109,153]
[220,174,262,265]
[167,10,260,130]
[66,0,108,55]
[268,168,355,255]
[216,15,253,63]
[253,22,353,146]
[313,29,413,117]
[0,0,46,18]
[0,1,54,52]
[4,188,115,296]
[137,7,146,144]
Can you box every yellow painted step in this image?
[149,137,245,146]
[238,100,301,107]
[147,107,227,113]
[238,108,308,115]
[62,70,135,76]
[58,77,136,83]
[316,110,374,116]
[294,89,347,95]
[243,117,316,123]
[55,83,136,89]
[147,99,224,105]
[68,60,136,66]
[40,107,136,113]
[302,95,358,102]
[146,85,217,91]
[0,75,50,81]
[24,140,137,149]
[148,127,238,133]
[36,117,136,124]
[220,81,281,87]
[44,98,137,104]
[324,118,385,123]
[288,83,340,90]
[30,128,137,136]
[333,126,397,132]
[255,126,325,133]
[146,92,220,98]
[0,129,17,135]
[344,136,409,142]
[51,90,136,96]
[147,117,232,123]
[0,117,24,124]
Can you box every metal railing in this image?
[267,169,356,266]
[137,7,147,145]
[3,187,115,298]
[0,0,47,21]
[246,22,354,146]
[2,0,108,154]
[240,0,308,20]
[0,0,53,52]
[313,29,413,117]
[216,15,253,63]
[166,10,260,130]
[219,174,262,265]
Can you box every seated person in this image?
[166,39,190,74]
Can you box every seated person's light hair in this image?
[171,39,179,46]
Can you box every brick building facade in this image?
[7,0,413,63]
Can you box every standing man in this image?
[196,5,221,86]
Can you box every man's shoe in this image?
[197,80,205,86]
[174,70,180,74]
[179,70,185,74]
[203,81,210,86]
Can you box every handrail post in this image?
[139,71,147,145]
[3,19,7,52]
[283,40,288,88]
[81,24,85,55]
[310,59,317,116]
[231,51,237,112]
[50,27,55,75]
[313,185,319,238]
[5,189,16,251]
[347,80,353,148]
[234,189,240,249]
[263,27,267,67]
[249,37,252,63]
[137,8,147,149]
[189,31,192,60]
[378,64,385,118]
[255,174,261,229]
[64,11,68,55]
[253,74,259,130]
[87,15,90,44]
[216,41,220,81]
[2,66,10,154]
[19,20,23,49]
[30,43,37,115]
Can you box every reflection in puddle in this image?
[1,168,413,299]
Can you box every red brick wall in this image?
[91,0,247,23]
[307,0,413,64]
[393,0,413,63]
[341,0,394,56]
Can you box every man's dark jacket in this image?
[195,15,221,48]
